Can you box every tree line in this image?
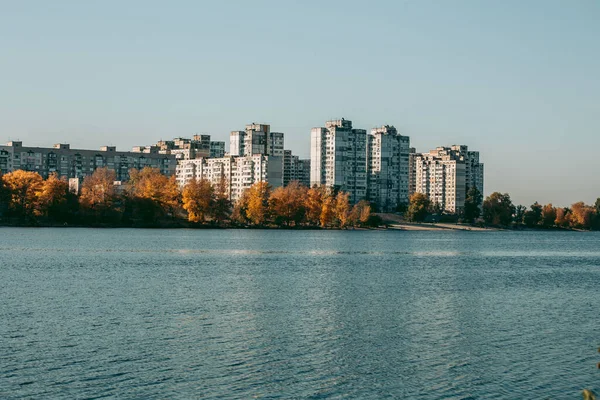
[0,167,380,228]
[405,187,600,230]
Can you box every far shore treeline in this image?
[0,167,379,228]
[0,167,598,231]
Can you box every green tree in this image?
[523,202,543,227]
[463,187,483,223]
[482,192,515,226]
[514,205,526,226]
[406,193,430,222]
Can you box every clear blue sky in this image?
[1,0,598,206]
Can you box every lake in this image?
[1,228,599,399]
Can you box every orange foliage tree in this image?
[182,179,214,223]
[79,167,118,216]
[246,182,271,226]
[1,170,44,217]
[269,181,307,226]
[37,173,68,218]
[128,167,179,220]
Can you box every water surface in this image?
[1,228,599,399]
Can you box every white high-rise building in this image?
[366,126,411,212]
[310,118,367,203]
[410,145,483,213]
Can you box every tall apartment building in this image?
[410,145,483,213]
[283,150,311,187]
[310,118,367,203]
[0,141,177,181]
[229,123,284,157]
[176,155,282,201]
[366,126,411,212]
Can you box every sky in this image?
[1,0,598,206]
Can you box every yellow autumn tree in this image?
[246,182,271,226]
[37,173,68,218]
[182,179,214,223]
[570,202,594,229]
[1,170,44,217]
[304,186,324,226]
[320,189,335,228]
[128,167,179,219]
[334,191,351,228]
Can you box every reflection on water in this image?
[0,228,599,399]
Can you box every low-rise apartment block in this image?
[0,141,177,181]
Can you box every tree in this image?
[231,189,250,225]
[37,173,68,220]
[555,207,571,228]
[334,192,351,228]
[570,202,594,230]
[319,189,335,227]
[541,203,557,228]
[514,205,526,226]
[1,170,43,218]
[182,179,214,223]
[406,193,430,222]
[211,176,231,225]
[463,187,483,223]
[246,182,271,226]
[128,167,179,221]
[350,200,371,227]
[79,167,118,217]
[269,181,307,226]
[482,192,515,226]
[523,202,543,227]
[304,186,325,226]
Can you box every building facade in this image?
[366,126,411,212]
[283,150,311,187]
[176,155,283,201]
[0,141,177,181]
[229,123,284,157]
[410,145,483,213]
[310,118,367,203]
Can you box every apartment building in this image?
[176,155,282,201]
[230,123,284,157]
[310,118,367,203]
[410,145,483,213]
[283,150,311,187]
[366,126,411,212]
[147,135,225,160]
[0,141,177,181]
